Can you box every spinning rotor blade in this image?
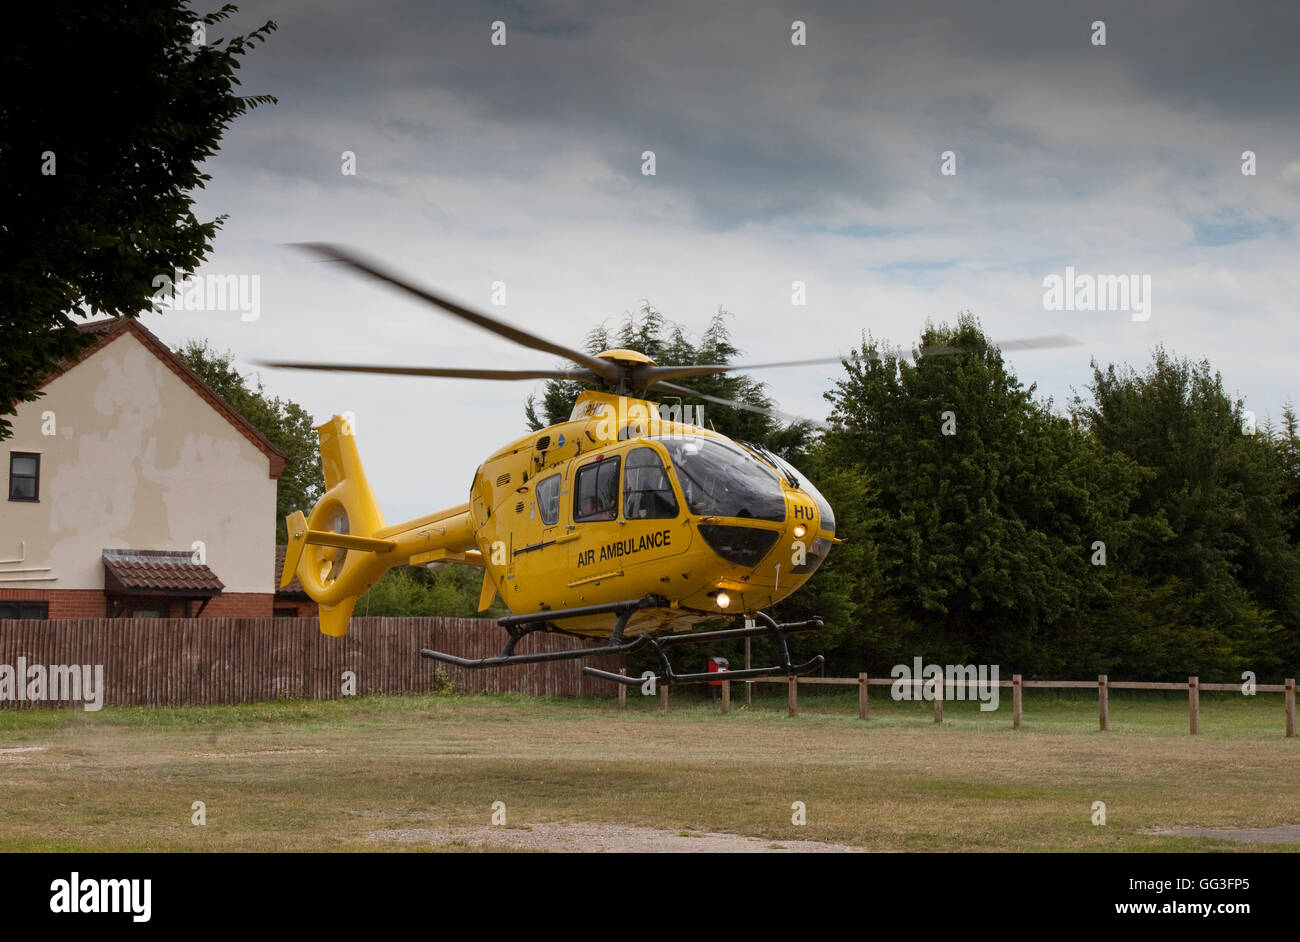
[290,242,621,383]
[914,334,1083,357]
[638,335,1081,385]
[254,362,601,382]
[649,380,828,430]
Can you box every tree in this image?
[357,564,508,618]
[524,303,817,461]
[0,2,276,439]
[175,340,323,543]
[1072,349,1300,675]
[819,314,1149,674]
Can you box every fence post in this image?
[745,635,752,706]
[787,676,798,718]
[618,668,627,709]
[858,672,868,720]
[721,679,730,715]
[1098,675,1109,731]
[660,684,668,712]
[933,672,944,724]
[1189,676,1199,735]
[1286,679,1296,738]
[1012,674,1022,729]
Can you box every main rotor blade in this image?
[256,361,600,383]
[290,242,620,383]
[639,335,1081,384]
[916,334,1082,357]
[649,380,828,430]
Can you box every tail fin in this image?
[281,415,478,637]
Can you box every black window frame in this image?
[573,456,622,522]
[0,601,49,619]
[8,452,40,502]
[535,473,561,526]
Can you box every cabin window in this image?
[623,447,678,519]
[8,452,40,501]
[536,474,561,526]
[573,456,620,521]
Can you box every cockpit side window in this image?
[573,456,620,521]
[536,474,560,526]
[623,447,678,519]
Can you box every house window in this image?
[0,601,49,619]
[573,456,620,521]
[8,452,40,501]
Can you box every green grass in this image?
[0,688,1296,852]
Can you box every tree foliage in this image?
[524,302,817,461]
[0,2,276,439]
[1072,350,1300,674]
[358,564,508,619]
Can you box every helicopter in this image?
[266,244,1077,686]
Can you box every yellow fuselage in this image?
[466,391,834,636]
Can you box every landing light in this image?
[716,592,731,609]
[793,524,807,539]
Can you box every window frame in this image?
[535,473,561,526]
[572,455,622,522]
[8,451,40,502]
[0,601,49,619]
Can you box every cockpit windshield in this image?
[656,437,786,522]
[762,451,836,534]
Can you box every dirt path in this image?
[369,822,863,853]
[1149,825,1300,845]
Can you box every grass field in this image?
[0,687,1296,852]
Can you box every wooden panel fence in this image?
[0,617,622,708]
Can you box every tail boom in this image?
[279,416,478,637]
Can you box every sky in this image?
[140,0,1300,523]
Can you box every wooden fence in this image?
[0,617,622,707]
[653,673,1298,737]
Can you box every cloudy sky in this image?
[140,0,1300,523]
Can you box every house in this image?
[0,318,288,618]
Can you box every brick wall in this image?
[0,588,107,618]
[0,589,274,619]
[200,593,274,618]
[272,599,319,618]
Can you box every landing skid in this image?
[417,595,824,686]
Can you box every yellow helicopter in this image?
[266,244,1075,685]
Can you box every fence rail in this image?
[0,617,622,707]
[652,672,1297,736]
